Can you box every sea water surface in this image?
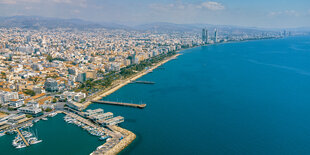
[2,36,310,154]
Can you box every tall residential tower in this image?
[214,29,218,43]
[205,29,209,44]
[202,28,206,43]
[202,28,209,44]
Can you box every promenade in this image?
[83,53,181,108]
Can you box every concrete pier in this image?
[15,128,29,146]
[131,81,155,84]
[91,100,146,109]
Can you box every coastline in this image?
[1,37,289,155]
[82,36,283,109]
[83,36,282,154]
[82,52,182,154]
[83,52,181,108]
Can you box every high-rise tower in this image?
[214,29,218,43]
[283,30,287,37]
[205,29,209,44]
[202,28,209,44]
[202,28,206,43]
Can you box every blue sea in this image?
[2,36,310,154]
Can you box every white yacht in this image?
[16,143,26,149]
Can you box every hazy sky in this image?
[0,0,309,28]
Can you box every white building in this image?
[18,106,42,116]
[9,100,24,108]
[0,91,19,104]
[84,108,104,117]
[61,91,86,102]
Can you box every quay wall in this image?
[103,126,136,155]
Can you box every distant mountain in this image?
[132,22,278,34]
[0,16,128,30]
[99,22,131,30]
[132,22,201,32]
[1,16,305,33]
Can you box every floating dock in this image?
[15,128,29,147]
[65,112,98,128]
[91,100,146,109]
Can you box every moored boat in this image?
[99,135,110,141]
[16,143,26,149]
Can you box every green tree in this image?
[45,108,53,112]
[46,55,53,62]
[26,114,33,118]
[79,98,86,103]
[52,98,57,103]
[1,72,6,79]
[23,89,36,96]
[8,107,14,111]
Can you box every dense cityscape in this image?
[1,0,309,154]
[0,26,294,154]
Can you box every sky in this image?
[0,0,309,28]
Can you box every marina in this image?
[0,108,129,154]
[0,113,58,149]
[60,109,134,154]
[64,115,106,137]
[13,128,42,149]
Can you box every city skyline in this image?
[0,0,310,28]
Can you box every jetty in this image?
[15,128,29,146]
[65,112,98,128]
[131,81,155,84]
[91,125,136,155]
[61,110,120,138]
[91,100,146,109]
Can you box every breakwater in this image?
[91,125,136,155]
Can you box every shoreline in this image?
[83,52,181,108]
[82,52,181,154]
[83,36,283,154]
[82,36,283,109]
